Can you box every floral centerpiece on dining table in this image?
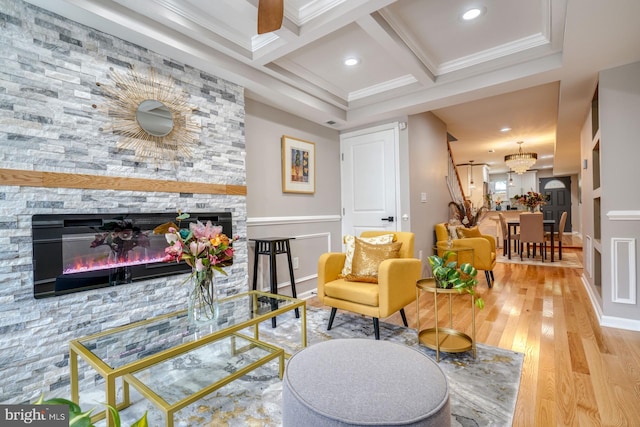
[154,211,237,324]
[513,191,547,212]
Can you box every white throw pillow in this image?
[341,234,395,276]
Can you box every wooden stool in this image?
[250,237,299,327]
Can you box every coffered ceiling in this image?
[25,0,640,175]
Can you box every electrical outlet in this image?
[293,257,299,269]
[418,250,423,261]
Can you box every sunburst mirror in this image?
[97,67,200,163]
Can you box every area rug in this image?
[97,307,523,427]
[497,249,582,268]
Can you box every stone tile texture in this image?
[0,0,247,404]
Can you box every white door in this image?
[340,124,399,237]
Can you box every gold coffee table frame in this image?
[416,278,476,362]
[124,333,283,427]
[69,291,306,426]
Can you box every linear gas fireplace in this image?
[32,212,233,299]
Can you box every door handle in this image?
[381,216,394,222]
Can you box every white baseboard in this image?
[297,289,318,300]
[600,315,640,331]
[581,274,640,332]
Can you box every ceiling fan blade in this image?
[257,0,284,34]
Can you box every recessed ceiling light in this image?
[462,8,482,20]
[344,57,359,66]
[500,127,511,132]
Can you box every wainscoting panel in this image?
[585,235,592,278]
[248,215,341,296]
[607,210,640,221]
[611,237,637,304]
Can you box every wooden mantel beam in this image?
[0,168,246,196]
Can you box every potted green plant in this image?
[427,251,484,308]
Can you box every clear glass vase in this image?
[188,268,219,325]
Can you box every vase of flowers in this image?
[448,200,487,228]
[513,191,547,212]
[155,212,236,325]
[188,267,219,324]
[90,216,150,286]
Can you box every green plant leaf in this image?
[106,405,121,427]
[35,396,93,426]
[68,409,95,427]
[130,412,149,427]
[459,263,477,276]
[427,255,443,268]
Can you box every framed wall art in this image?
[281,135,315,194]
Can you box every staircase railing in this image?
[446,139,466,205]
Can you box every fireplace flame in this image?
[63,254,172,275]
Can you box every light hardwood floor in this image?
[307,247,640,426]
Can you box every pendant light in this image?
[468,160,476,189]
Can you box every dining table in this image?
[507,218,556,262]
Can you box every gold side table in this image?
[416,278,476,362]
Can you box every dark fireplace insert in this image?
[32,212,233,299]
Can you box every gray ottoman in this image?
[282,339,450,426]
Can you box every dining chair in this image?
[498,212,519,257]
[546,211,568,260]
[519,213,546,261]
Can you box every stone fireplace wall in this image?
[0,0,247,403]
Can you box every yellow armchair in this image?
[434,223,496,287]
[317,231,421,340]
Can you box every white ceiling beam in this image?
[251,0,399,66]
[355,12,435,86]
[345,53,565,131]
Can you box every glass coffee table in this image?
[69,291,306,426]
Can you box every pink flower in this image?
[155,212,237,274]
[164,240,183,261]
[190,220,223,240]
[194,258,205,272]
[189,240,207,256]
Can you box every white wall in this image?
[407,112,451,277]
[598,61,640,326]
[244,99,342,298]
[581,60,640,330]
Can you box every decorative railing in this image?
[446,139,466,204]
